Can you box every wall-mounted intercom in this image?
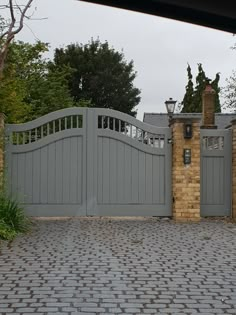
[183,148,191,164]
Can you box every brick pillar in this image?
[171,118,201,221]
[201,84,217,129]
[232,119,236,220]
[0,114,5,189]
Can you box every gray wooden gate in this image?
[200,129,232,216]
[5,108,172,217]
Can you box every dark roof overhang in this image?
[80,0,236,33]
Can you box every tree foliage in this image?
[0,39,141,123]
[0,0,34,78]
[222,70,236,111]
[181,63,221,113]
[50,39,141,116]
[0,41,75,123]
[181,64,194,112]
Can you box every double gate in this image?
[5,108,172,216]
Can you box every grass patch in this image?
[0,194,31,241]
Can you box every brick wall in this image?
[171,118,201,221]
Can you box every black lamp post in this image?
[165,97,177,125]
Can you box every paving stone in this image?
[0,218,236,315]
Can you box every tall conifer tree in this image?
[181,63,221,113]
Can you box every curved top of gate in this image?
[5,107,171,148]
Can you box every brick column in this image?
[232,119,236,220]
[171,118,201,221]
[0,114,5,189]
[201,84,217,129]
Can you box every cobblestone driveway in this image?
[1,217,236,315]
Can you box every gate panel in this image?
[5,108,87,216]
[88,108,172,216]
[200,129,232,216]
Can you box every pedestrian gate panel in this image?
[200,129,232,216]
[5,108,172,216]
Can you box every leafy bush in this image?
[0,194,31,241]
[0,220,17,240]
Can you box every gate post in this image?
[171,117,201,221]
[0,113,5,190]
[231,119,236,220]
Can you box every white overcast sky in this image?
[17,0,236,120]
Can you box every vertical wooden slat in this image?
[130,125,132,138]
[48,143,56,204]
[17,154,25,203]
[32,150,40,203]
[202,157,207,204]
[124,144,131,203]
[159,156,165,204]
[16,133,19,145]
[77,137,83,204]
[11,154,18,197]
[59,119,61,131]
[47,123,50,135]
[81,115,83,128]
[101,116,104,129]
[55,141,63,204]
[53,120,56,134]
[97,137,103,204]
[62,138,70,203]
[213,157,219,204]
[207,157,213,204]
[138,151,146,204]
[219,157,224,204]
[139,130,142,143]
[41,126,43,139]
[40,146,48,203]
[117,141,125,203]
[70,116,73,129]
[109,139,117,203]
[147,132,150,145]
[69,137,78,204]
[65,117,67,130]
[86,109,96,214]
[118,120,121,133]
[145,153,153,203]
[35,128,38,141]
[213,157,224,205]
[102,137,110,204]
[131,147,139,203]
[107,116,110,129]
[25,152,33,204]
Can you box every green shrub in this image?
[0,194,31,241]
[0,220,17,240]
